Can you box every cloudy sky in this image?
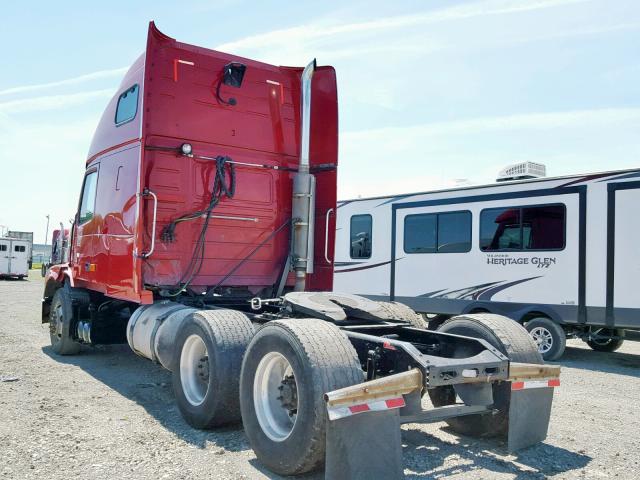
[1,0,638,242]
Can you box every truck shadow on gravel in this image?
[42,343,252,453]
[553,345,640,378]
[401,428,591,479]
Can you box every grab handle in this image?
[324,208,334,264]
[139,188,158,258]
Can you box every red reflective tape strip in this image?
[385,397,405,408]
[173,59,179,82]
[348,404,370,414]
[382,341,397,351]
[511,378,560,390]
[548,378,560,387]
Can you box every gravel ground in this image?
[1,272,639,479]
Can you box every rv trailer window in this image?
[14,245,25,252]
[404,214,436,253]
[0,245,6,251]
[437,211,472,253]
[480,204,565,251]
[115,84,139,125]
[350,215,372,259]
[78,171,98,225]
[522,205,565,249]
[404,211,471,254]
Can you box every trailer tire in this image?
[49,286,84,355]
[586,328,625,352]
[240,319,363,476]
[525,316,566,361]
[376,301,428,329]
[427,313,542,437]
[172,309,254,429]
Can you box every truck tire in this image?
[239,319,363,476]
[586,328,625,352]
[427,313,542,437]
[41,263,47,278]
[49,286,83,355]
[376,301,428,329]
[172,309,254,429]
[525,316,566,361]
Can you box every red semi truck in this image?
[42,23,559,477]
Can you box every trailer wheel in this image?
[41,263,47,278]
[172,309,254,429]
[376,301,428,329]
[525,316,566,361]
[240,319,363,476]
[586,328,625,352]
[49,286,82,355]
[427,313,542,437]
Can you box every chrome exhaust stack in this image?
[291,59,317,291]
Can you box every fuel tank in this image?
[126,301,197,371]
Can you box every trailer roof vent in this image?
[496,162,546,182]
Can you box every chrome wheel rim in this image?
[530,326,553,354]
[180,334,209,406]
[50,303,64,344]
[253,352,298,442]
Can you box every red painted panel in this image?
[66,22,338,303]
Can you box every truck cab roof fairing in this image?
[87,53,144,163]
[74,22,338,302]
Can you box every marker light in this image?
[180,143,193,156]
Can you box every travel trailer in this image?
[334,167,640,360]
[0,236,31,279]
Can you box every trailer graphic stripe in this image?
[335,259,401,273]
[477,276,542,301]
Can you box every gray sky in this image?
[1,0,638,242]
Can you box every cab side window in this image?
[115,84,139,125]
[78,171,98,224]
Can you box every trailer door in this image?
[0,239,9,274]
[9,240,29,276]
[611,186,640,324]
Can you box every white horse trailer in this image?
[333,168,640,360]
[0,237,30,279]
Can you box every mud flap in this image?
[325,409,403,480]
[507,385,555,451]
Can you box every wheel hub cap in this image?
[277,375,298,413]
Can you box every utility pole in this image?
[44,215,50,246]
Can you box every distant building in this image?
[32,244,52,264]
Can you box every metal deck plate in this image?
[283,292,389,322]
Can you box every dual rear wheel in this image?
[172,314,363,476]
